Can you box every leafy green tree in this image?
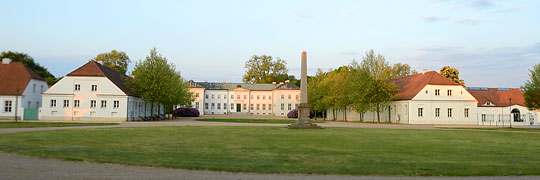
[360,50,398,123]
[308,69,329,120]
[345,61,372,122]
[243,55,288,83]
[92,50,131,74]
[0,51,59,85]
[391,63,416,77]
[440,66,465,86]
[128,48,190,121]
[522,63,540,110]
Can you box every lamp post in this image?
[509,98,512,128]
[15,88,20,122]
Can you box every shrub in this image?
[287,109,315,119]
[173,107,200,117]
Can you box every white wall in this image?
[274,90,300,116]
[477,105,538,126]
[0,79,47,120]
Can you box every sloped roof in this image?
[393,71,460,100]
[467,88,524,107]
[188,81,300,91]
[67,61,137,97]
[0,62,45,95]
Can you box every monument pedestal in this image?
[287,103,322,129]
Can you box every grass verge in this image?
[196,119,324,124]
[0,122,118,128]
[0,126,539,176]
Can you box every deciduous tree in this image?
[522,63,540,110]
[243,55,288,83]
[440,66,465,86]
[92,50,131,74]
[0,51,59,85]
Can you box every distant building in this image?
[328,70,479,124]
[0,58,48,120]
[468,87,538,126]
[188,81,300,116]
[40,61,162,121]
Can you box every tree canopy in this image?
[243,55,288,83]
[0,51,60,85]
[522,63,540,110]
[92,50,131,74]
[440,66,465,86]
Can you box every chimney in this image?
[422,69,429,74]
[2,58,12,64]
[285,80,290,83]
[222,81,226,83]
[237,85,242,88]
[272,82,276,85]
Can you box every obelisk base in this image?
[287,103,322,129]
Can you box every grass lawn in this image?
[0,126,539,176]
[196,119,325,124]
[441,127,540,132]
[0,122,118,128]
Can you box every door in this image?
[23,109,39,120]
[236,104,241,112]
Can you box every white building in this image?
[0,58,48,120]
[468,87,539,126]
[328,70,479,125]
[188,81,300,116]
[40,61,162,122]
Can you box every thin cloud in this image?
[457,18,480,25]
[470,0,494,9]
[423,14,448,22]
[492,7,520,13]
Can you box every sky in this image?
[1,0,539,88]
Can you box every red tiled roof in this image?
[67,61,138,97]
[393,71,459,100]
[0,62,45,95]
[468,88,524,107]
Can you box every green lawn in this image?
[0,122,118,128]
[196,119,325,124]
[0,126,539,176]
[441,127,540,132]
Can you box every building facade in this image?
[468,87,539,126]
[40,61,162,122]
[188,81,300,116]
[0,58,48,120]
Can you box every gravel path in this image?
[1,118,539,179]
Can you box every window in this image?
[281,94,284,99]
[447,108,453,117]
[50,99,56,107]
[41,85,44,93]
[288,95,291,99]
[237,95,241,99]
[231,95,234,99]
[114,100,119,108]
[481,114,486,121]
[435,89,440,96]
[257,104,260,110]
[257,95,260,99]
[217,95,221,99]
[464,108,469,118]
[435,108,440,117]
[196,102,200,109]
[269,95,272,100]
[268,104,272,110]
[418,108,423,117]
[251,95,253,99]
[28,101,31,108]
[244,95,247,99]
[74,100,80,108]
[205,103,208,109]
[91,85,98,91]
[296,95,299,100]
[217,103,221,110]
[223,103,227,110]
[4,101,12,112]
[90,100,96,108]
[101,100,107,108]
[250,104,254,110]
[212,95,215,99]
[288,104,292,110]
[211,103,215,109]
[262,104,266,110]
[243,104,247,110]
[74,84,81,91]
[447,89,452,96]
[63,100,69,108]
[281,103,285,110]
[206,95,209,99]
[231,103,234,110]
[195,93,199,97]
[295,104,299,109]
[33,84,36,93]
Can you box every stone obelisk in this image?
[288,51,321,129]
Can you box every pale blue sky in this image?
[1,0,539,87]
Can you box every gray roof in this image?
[188,81,299,91]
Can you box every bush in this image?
[287,109,315,119]
[173,107,200,117]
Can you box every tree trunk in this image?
[360,112,363,122]
[150,103,154,121]
[377,106,381,123]
[158,104,161,120]
[343,109,347,122]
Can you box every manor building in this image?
[40,61,162,121]
[188,81,300,116]
[0,58,48,120]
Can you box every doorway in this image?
[511,108,522,122]
[236,104,241,112]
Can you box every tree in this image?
[128,48,190,121]
[360,50,398,123]
[0,51,59,85]
[345,61,372,122]
[242,55,288,83]
[440,66,465,86]
[92,50,131,74]
[308,69,329,120]
[522,63,540,110]
[391,63,416,77]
